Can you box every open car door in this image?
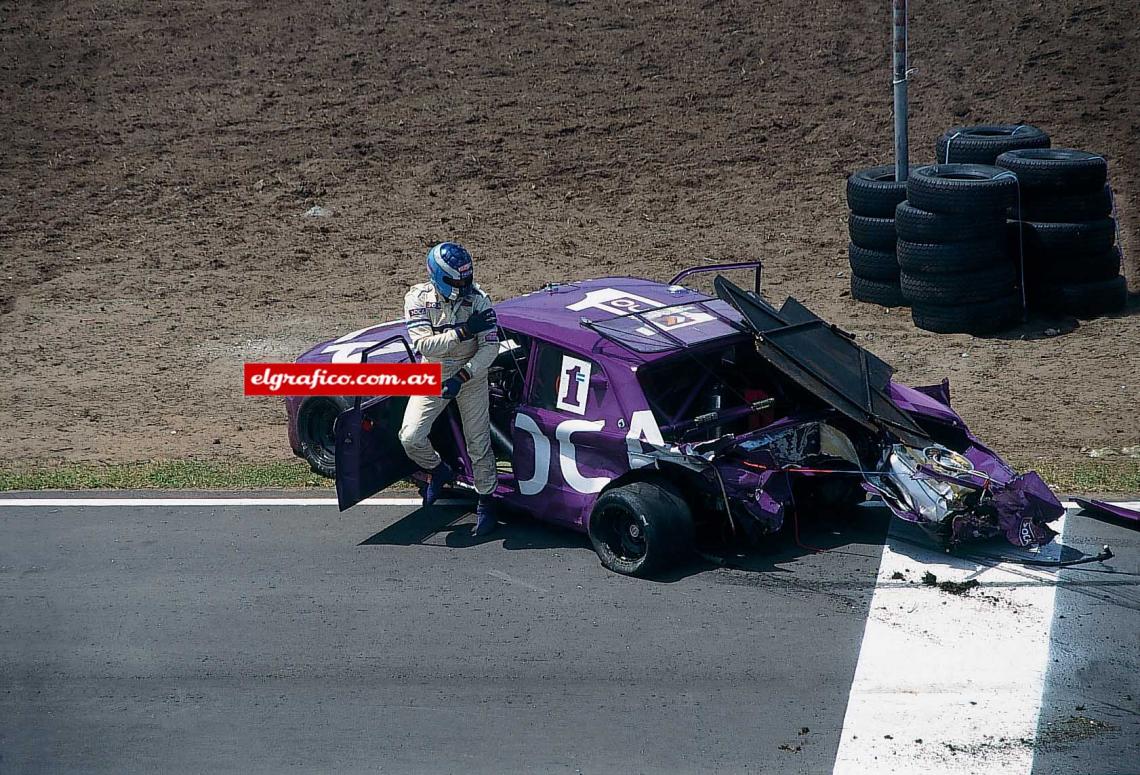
[714,276,931,447]
[335,396,417,511]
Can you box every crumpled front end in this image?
[706,281,1064,550]
[693,410,1063,550]
[864,443,1062,548]
[638,372,1063,550]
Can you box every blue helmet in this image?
[426,242,474,301]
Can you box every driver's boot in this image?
[422,461,455,506]
[473,495,497,536]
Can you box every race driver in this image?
[398,242,500,536]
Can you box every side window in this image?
[489,329,531,404]
[494,330,531,377]
[529,344,601,416]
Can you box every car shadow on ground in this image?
[357,499,1112,584]
[358,502,591,553]
[653,502,896,583]
[358,499,905,581]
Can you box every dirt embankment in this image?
[0,0,1137,467]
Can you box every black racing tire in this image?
[588,481,694,578]
[1011,185,1114,222]
[911,293,1021,335]
[1030,276,1128,318]
[900,263,1017,305]
[848,214,897,250]
[897,236,1008,274]
[995,148,1107,194]
[1009,218,1116,260]
[906,164,1018,214]
[894,200,1005,243]
[297,395,353,478]
[850,274,907,307]
[1028,247,1122,284]
[848,243,900,280]
[846,165,913,217]
[936,124,1050,165]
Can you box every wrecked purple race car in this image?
[285,263,1064,577]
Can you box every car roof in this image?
[493,276,748,364]
[296,276,751,366]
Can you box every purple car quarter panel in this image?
[507,341,642,529]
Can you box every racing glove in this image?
[440,368,471,400]
[457,308,497,341]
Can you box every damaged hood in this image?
[714,277,932,447]
[709,277,1063,549]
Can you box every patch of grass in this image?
[1012,458,1140,494]
[0,460,332,491]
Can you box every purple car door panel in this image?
[335,397,417,511]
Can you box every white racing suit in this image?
[398,282,498,495]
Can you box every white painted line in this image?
[487,570,549,594]
[1,497,1136,510]
[0,497,467,507]
[832,515,1067,775]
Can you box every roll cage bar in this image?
[668,261,762,294]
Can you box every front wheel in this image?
[587,481,694,578]
[297,396,352,478]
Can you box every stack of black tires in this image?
[845,124,1129,330]
[845,166,911,307]
[997,149,1127,317]
[896,165,1021,334]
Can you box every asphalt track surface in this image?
[1,494,1137,774]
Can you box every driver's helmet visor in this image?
[442,274,474,295]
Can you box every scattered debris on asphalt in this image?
[938,579,981,595]
[1038,715,1120,748]
[921,571,981,595]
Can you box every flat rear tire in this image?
[588,481,694,578]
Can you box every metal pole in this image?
[893,0,909,181]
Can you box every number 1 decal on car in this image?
[555,354,592,415]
